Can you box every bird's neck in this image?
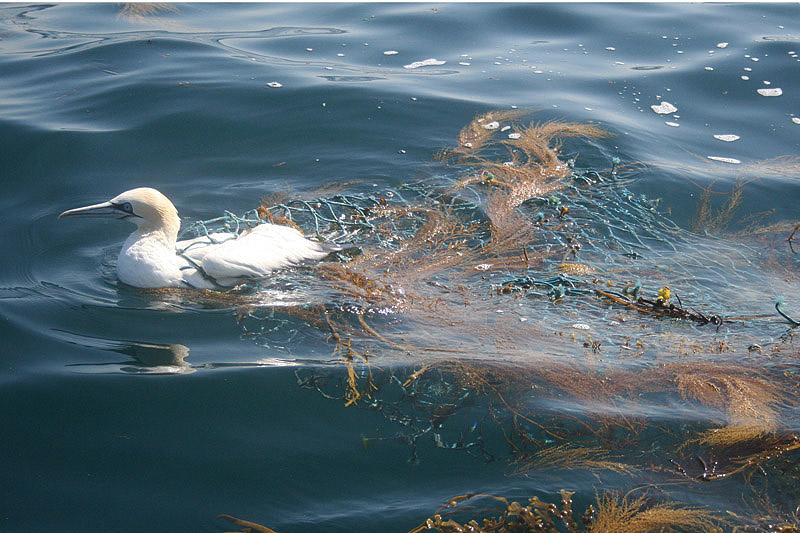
[132,214,180,249]
[117,214,184,288]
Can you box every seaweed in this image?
[217,514,280,533]
[408,490,724,533]
[205,110,800,531]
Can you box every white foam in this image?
[792,117,800,125]
[757,88,782,96]
[650,101,678,114]
[403,58,446,69]
[707,156,741,164]
[482,121,500,130]
[713,134,740,142]
[383,50,399,56]
[717,42,729,48]
[266,82,283,88]
[665,121,680,127]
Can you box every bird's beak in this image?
[59,201,121,219]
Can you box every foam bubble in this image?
[757,88,782,96]
[651,101,678,114]
[403,58,446,69]
[713,134,740,142]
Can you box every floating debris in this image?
[757,87,783,96]
[713,134,740,142]
[482,121,500,130]
[403,58,446,69]
[665,121,680,127]
[707,156,742,164]
[266,81,283,88]
[651,101,678,114]
[717,42,729,48]
[595,288,724,325]
[605,46,616,51]
[229,110,800,533]
[558,262,595,276]
[409,491,724,533]
[383,50,398,55]
[792,117,800,125]
[507,132,521,139]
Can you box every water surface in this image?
[2,3,800,531]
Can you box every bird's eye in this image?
[120,202,133,213]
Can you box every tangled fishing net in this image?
[177,111,800,532]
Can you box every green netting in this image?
[178,166,788,326]
[194,113,800,532]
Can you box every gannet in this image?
[59,187,346,289]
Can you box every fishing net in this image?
[174,111,800,531]
[179,110,799,357]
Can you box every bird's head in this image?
[59,187,180,235]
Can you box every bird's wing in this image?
[179,224,331,283]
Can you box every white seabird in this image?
[59,187,345,289]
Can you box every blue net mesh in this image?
[178,112,800,529]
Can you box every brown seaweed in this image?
[213,110,800,531]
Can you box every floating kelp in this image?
[206,110,800,531]
[217,514,280,533]
[218,489,726,532]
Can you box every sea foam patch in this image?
[403,58,446,69]
[651,101,678,114]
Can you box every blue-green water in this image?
[3,3,800,532]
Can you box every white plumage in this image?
[59,187,342,289]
